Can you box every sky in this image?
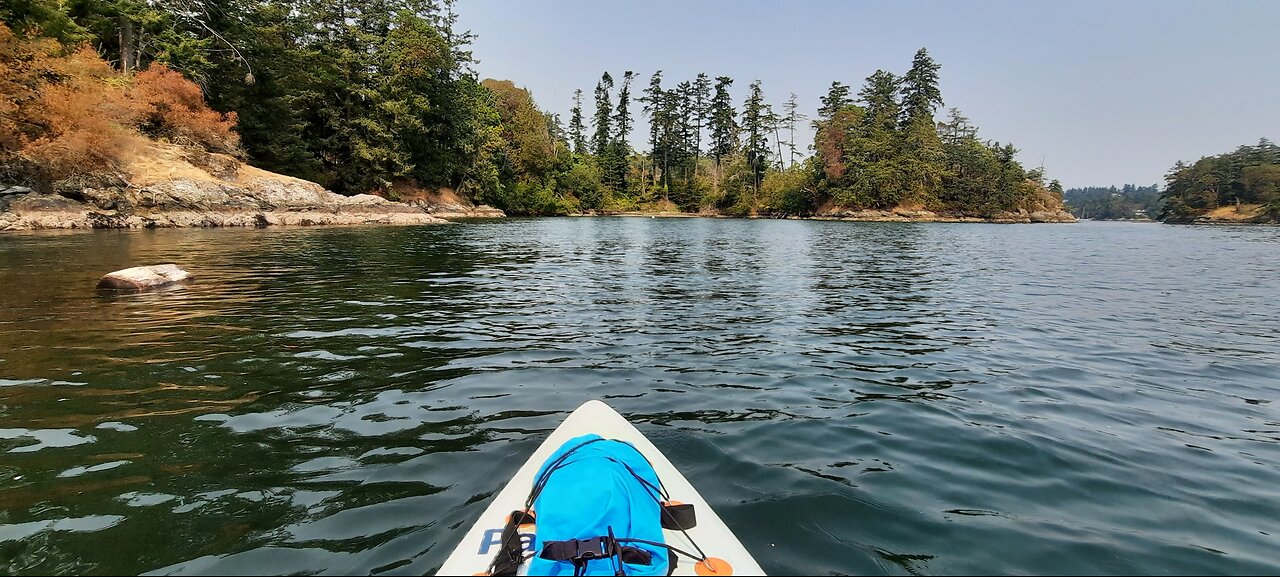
[456,0,1280,188]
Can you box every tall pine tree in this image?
[569,88,586,154]
[741,79,771,198]
[901,47,942,127]
[817,81,852,120]
[899,48,945,204]
[641,70,665,189]
[607,70,634,192]
[592,71,613,158]
[708,76,738,172]
[692,72,712,163]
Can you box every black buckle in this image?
[575,538,602,562]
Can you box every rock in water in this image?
[97,264,192,291]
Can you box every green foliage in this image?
[691,73,711,161]
[760,163,818,215]
[67,0,215,78]
[708,76,738,165]
[1064,184,1160,220]
[6,3,1064,219]
[495,180,575,216]
[1159,138,1280,221]
[817,82,852,120]
[558,159,604,210]
[901,48,942,127]
[740,79,771,196]
[2,0,88,43]
[484,79,559,180]
[604,71,633,192]
[568,89,586,155]
[592,72,613,158]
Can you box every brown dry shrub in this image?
[0,24,61,158]
[2,29,142,181]
[131,63,239,155]
[21,80,143,180]
[1,24,240,185]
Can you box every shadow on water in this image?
[0,220,1279,575]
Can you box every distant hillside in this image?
[1159,139,1279,224]
[1064,185,1160,220]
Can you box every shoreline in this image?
[575,208,1077,224]
[0,142,503,232]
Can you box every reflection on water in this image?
[1,220,1279,575]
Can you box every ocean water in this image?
[0,219,1277,575]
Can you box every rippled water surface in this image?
[1,219,1278,575]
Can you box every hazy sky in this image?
[457,1,1279,188]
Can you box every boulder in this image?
[8,193,83,212]
[97,264,192,291]
[1029,210,1076,223]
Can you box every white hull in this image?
[437,400,765,576]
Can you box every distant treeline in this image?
[1,0,1065,217]
[1159,139,1280,222]
[557,53,1066,217]
[1064,185,1160,220]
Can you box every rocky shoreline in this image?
[0,189,455,230]
[804,207,1075,223]
[0,143,504,231]
[1162,204,1278,225]
[583,206,1077,223]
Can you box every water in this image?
[0,219,1278,575]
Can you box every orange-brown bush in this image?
[0,23,239,186]
[22,49,148,180]
[2,24,139,181]
[130,63,239,155]
[0,25,62,169]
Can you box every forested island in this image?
[1064,185,1160,220]
[2,0,1074,229]
[1157,139,1279,224]
[1060,140,1279,225]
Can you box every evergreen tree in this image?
[817,81,852,120]
[569,88,586,154]
[901,47,942,127]
[675,80,694,157]
[937,107,977,144]
[641,70,664,188]
[592,71,613,158]
[851,69,908,207]
[708,76,738,169]
[1,0,88,43]
[899,48,945,204]
[692,72,712,160]
[666,81,699,207]
[859,70,902,133]
[614,71,634,143]
[741,79,771,198]
[606,70,634,192]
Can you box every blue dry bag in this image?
[526,434,670,576]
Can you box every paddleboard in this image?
[438,400,765,575]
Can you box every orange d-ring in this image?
[694,557,733,576]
